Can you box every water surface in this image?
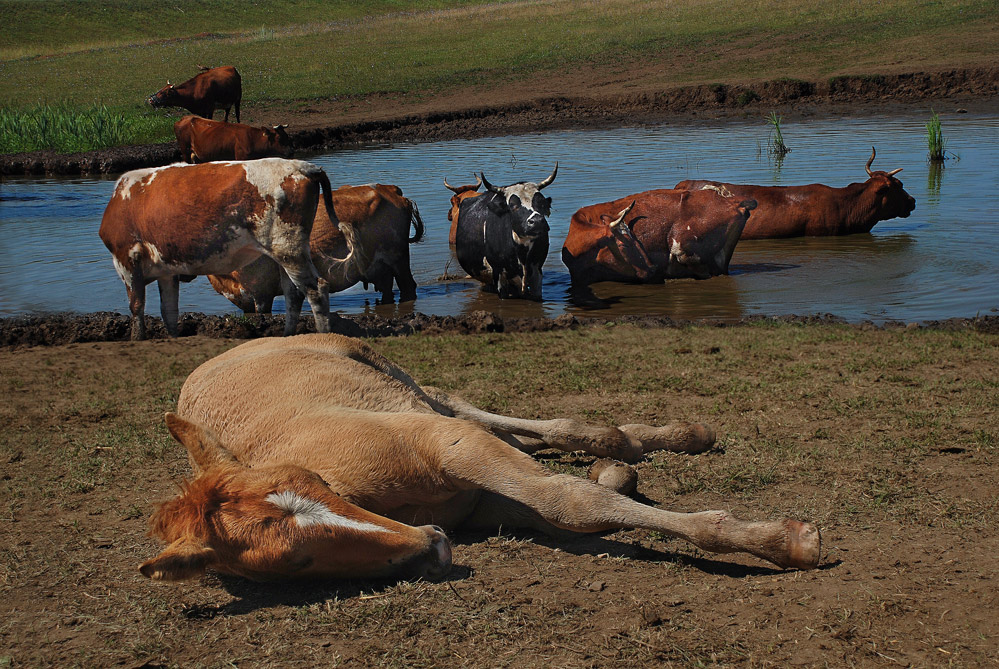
[2,112,997,323]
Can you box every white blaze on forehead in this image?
[502,183,544,216]
[266,491,393,533]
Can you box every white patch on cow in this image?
[267,491,393,533]
[241,158,317,202]
[700,184,734,198]
[511,230,531,248]
[115,166,160,200]
[111,255,132,288]
[670,238,683,259]
[502,183,542,220]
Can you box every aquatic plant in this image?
[765,111,790,156]
[0,104,172,154]
[926,110,946,163]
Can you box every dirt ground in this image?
[1,319,997,667]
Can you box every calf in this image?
[140,334,820,582]
[453,165,558,300]
[562,188,757,284]
[174,115,292,162]
[675,148,916,238]
[147,65,242,122]
[208,183,424,310]
[99,159,335,340]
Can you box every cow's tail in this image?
[311,166,337,226]
[408,200,425,243]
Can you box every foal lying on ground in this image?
[141,334,821,582]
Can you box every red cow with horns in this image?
[174,116,293,163]
[562,188,757,284]
[675,148,916,239]
[147,65,242,123]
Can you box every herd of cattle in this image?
[103,65,918,340]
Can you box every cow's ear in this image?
[165,412,241,473]
[139,537,217,581]
[486,195,509,215]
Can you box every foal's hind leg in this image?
[441,423,820,570]
[423,387,714,463]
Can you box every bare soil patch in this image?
[2,321,997,667]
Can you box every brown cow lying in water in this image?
[562,188,757,284]
[174,115,293,163]
[140,334,821,582]
[674,148,916,239]
[208,183,424,308]
[99,159,336,340]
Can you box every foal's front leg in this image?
[423,387,714,463]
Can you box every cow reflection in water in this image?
[141,334,821,583]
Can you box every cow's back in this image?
[453,195,494,283]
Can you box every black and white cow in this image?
[453,164,558,301]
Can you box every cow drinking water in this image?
[453,164,558,300]
[174,115,293,163]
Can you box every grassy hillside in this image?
[1,0,996,152]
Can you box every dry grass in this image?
[1,324,998,666]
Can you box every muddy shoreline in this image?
[3,67,997,176]
[2,311,996,348]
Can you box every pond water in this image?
[2,111,998,323]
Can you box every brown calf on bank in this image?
[174,116,293,163]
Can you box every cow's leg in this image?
[233,100,241,123]
[395,263,418,303]
[277,262,330,334]
[441,425,820,570]
[157,276,181,336]
[422,387,713,463]
[127,265,147,341]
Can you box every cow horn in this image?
[537,162,559,190]
[166,80,172,86]
[444,174,482,193]
[866,146,876,177]
[481,173,503,194]
[609,201,636,228]
[886,168,903,177]
[273,124,288,130]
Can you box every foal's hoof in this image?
[588,458,638,496]
[784,520,821,570]
[619,422,716,455]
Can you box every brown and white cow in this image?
[140,334,821,582]
[444,174,482,245]
[562,188,757,284]
[147,66,242,122]
[675,148,916,239]
[99,159,340,340]
[208,183,424,310]
[174,115,293,163]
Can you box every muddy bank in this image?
[2,67,996,176]
[2,311,997,348]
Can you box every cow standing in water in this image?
[99,159,338,340]
[207,183,424,310]
[675,148,916,238]
[174,116,293,163]
[453,165,558,300]
[444,175,482,245]
[562,188,757,284]
[140,334,821,582]
[147,65,242,122]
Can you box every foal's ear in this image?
[139,537,217,581]
[164,412,240,473]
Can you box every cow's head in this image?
[263,124,294,157]
[480,163,558,241]
[563,201,655,283]
[147,81,179,109]
[139,413,452,583]
[863,147,916,221]
[667,193,757,279]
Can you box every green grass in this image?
[926,109,946,162]
[1,0,996,110]
[0,103,174,153]
[765,111,790,156]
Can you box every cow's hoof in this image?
[784,520,821,570]
[588,458,638,496]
